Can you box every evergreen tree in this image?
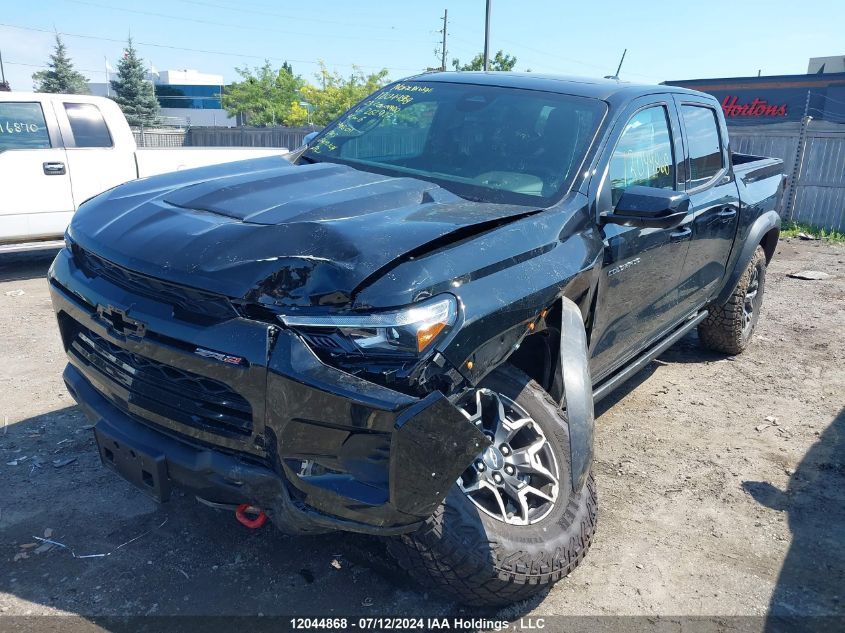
[110,37,160,126]
[32,34,90,94]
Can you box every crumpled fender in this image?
[715,209,780,306]
[557,296,595,492]
[390,392,490,516]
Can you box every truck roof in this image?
[409,71,707,102]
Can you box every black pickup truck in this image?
[48,72,784,606]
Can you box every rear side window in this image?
[0,102,51,150]
[64,102,113,148]
[608,106,675,206]
[681,105,724,184]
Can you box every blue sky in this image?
[1,0,842,90]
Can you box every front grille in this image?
[69,326,252,437]
[72,245,237,322]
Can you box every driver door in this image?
[588,96,693,382]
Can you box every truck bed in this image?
[732,152,784,184]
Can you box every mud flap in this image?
[558,297,595,492]
[389,391,490,518]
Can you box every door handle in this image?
[717,207,737,221]
[43,161,66,175]
[669,227,692,242]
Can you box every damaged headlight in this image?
[279,295,457,355]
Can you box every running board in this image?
[592,310,709,403]
[0,240,64,255]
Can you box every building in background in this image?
[664,57,845,126]
[667,56,845,233]
[808,55,845,75]
[89,68,235,127]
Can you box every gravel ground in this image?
[0,239,843,631]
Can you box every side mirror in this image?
[601,186,689,229]
[302,131,319,146]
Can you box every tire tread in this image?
[387,367,598,607]
[698,245,767,355]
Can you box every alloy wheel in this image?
[456,389,560,526]
[743,266,760,335]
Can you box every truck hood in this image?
[69,159,538,306]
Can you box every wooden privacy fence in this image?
[188,126,318,149]
[730,121,845,231]
[131,126,318,150]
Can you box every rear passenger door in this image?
[56,101,137,206]
[0,100,74,242]
[672,96,741,311]
[588,96,692,381]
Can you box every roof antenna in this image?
[0,49,9,91]
[605,49,627,80]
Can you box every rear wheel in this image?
[387,364,597,607]
[698,245,767,355]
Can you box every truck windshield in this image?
[302,81,607,205]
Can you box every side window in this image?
[64,103,113,148]
[681,105,723,185]
[608,106,674,206]
[0,102,51,150]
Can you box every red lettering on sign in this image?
[721,96,788,118]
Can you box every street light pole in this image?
[483,0,492,71]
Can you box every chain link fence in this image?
[132,127,189,148]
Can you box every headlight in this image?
[279,295,457,355]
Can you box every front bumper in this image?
[49,247,487,534]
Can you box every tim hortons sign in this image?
[721,96,788,118]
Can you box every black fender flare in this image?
[556,296,594,492]
[715,209,781,306]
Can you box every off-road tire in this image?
[698,245,767,355]
[387,364,597,607]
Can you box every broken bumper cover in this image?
[50,248,487,535]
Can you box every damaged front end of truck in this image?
[52,246,492,534]
[49,150,575,534]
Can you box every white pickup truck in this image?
[0,92,289,253]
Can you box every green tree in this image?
[287,62,390,127]
[222,61,304,126]
[32,34,90,94]
[452,50,517,72]
[110,37,160,126]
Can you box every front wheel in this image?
[387,364,597,607]
[698,245,768,355]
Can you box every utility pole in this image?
[440,9,448,71]
[483,0,492,71]
[784,90,813,220]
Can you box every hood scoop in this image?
[164,162,443,225]
[71,160,539,304]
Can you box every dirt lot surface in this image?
[1,240,843,631]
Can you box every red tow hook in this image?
[235,503,267,529]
